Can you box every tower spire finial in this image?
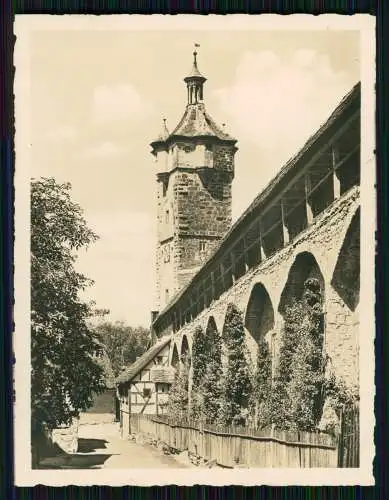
[184,43,206,105]
[193,43,200,65]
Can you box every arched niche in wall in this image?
[278,251,325,318]
[180,334,191,366]
[331,207,360,312]
[244,283,275,345]
[205,316,221,357]
[171,343,179,369]
[206,316,218,337]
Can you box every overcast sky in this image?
[29,25,360,328]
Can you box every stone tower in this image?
[151,48,238,311]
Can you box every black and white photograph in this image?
[14,14,375,486]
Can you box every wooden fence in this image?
[338,403,360,467]
[130,414,337,468]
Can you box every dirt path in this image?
[39,419,191,469]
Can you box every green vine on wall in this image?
[254,337,272,429]
[269,277,326,431]
[219,303,252,426]
[202,321,223,424]
[167,354,190,421]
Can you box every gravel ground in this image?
[38,417,191,469]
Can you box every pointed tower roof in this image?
[184,49,207,83]
[150,46,237,155]
[171,103,236,141]
[150,118,170,151]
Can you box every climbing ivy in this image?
[190,326,208,421]
[219,303,252,426]
[202,320,223,424]
[190,322,223,424]
[254,337,272,429]
[324,372,359,414]
[167,355,190,421]
[270,277,326,431]
[167,279,350,434]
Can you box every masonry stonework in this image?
[165,186,360,391]
[150,54,361,424]
[151,51,237,311]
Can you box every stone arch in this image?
[206,316,218,336]
[212,301,230,334]
[331,207,360,311]
[244,283,275,345]
[180,334,191,366]
[278,251,325,316]
[171,343,179,368]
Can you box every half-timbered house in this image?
[116,336,175,436]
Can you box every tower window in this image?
[165,289,170,303]
[199,241,207,253]
[165,209,169,224]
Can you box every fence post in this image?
[298,430,302,467]
[271,424,276,467]
[337,408,344,467]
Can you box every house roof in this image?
[153,81,361,329]
[116,336,171,385]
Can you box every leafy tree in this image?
[93,344,116,389]
[31,178,105,431]
[93,321,150,376]
[220,303,252,426]
[167,355,190,420]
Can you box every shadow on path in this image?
[77,438,108,453]
[38,452,116,469]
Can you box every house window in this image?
[165,209,170,224]
[143,388,151,398]
[165,289,170,303]
[156,356,163,365]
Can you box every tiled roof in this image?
[116,336,171,385]
[150,365,176,384]
[171,103,236,142]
